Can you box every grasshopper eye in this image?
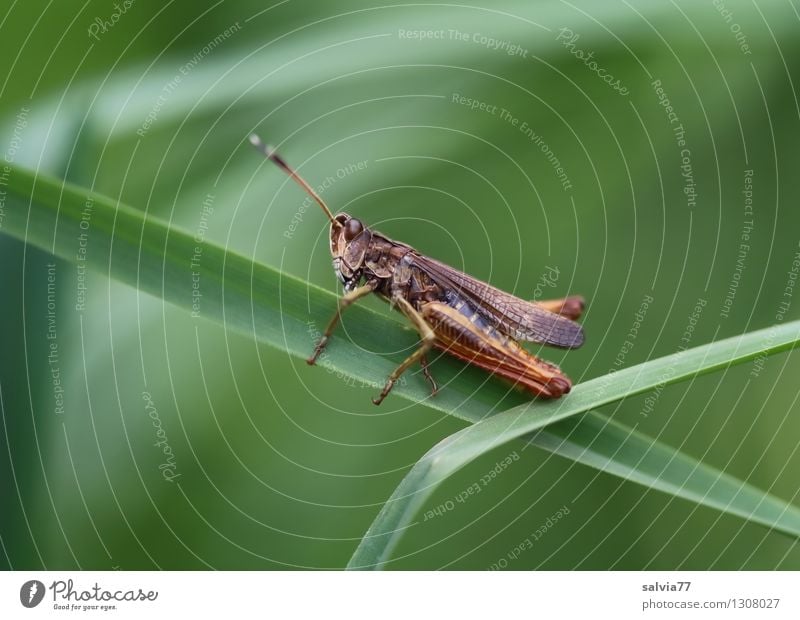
[344,218,363,241]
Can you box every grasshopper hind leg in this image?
[419,353,438,396]
[533,295,585,320]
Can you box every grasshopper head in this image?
[246,136,372,292]
[331,213,372,291]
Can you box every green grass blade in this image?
[4,164,799,571]
[348,410,800,570]
[347,321,800,569]
[0,163,530,421]
[530,413,799,538]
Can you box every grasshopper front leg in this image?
[308,282,377,365]
[373,297,436,405]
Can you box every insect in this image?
[250,134,585,405]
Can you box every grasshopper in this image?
[250,135,585,404]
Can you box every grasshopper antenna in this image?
[248,134,340,227]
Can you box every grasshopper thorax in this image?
[331,213,373,292]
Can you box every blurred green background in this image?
[2,0,800,569]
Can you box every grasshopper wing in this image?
[410,253,585,348]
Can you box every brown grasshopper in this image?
[250,135,585,405]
